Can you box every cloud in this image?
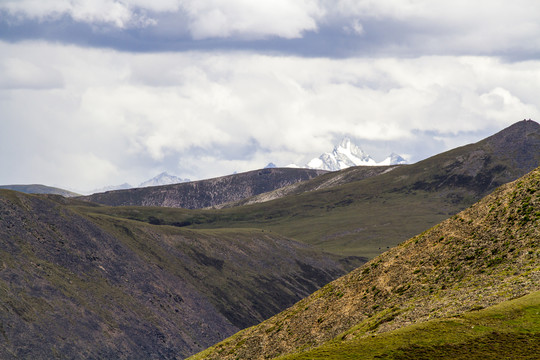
[324,0,540,56]
[1,41,539,190]
[0,0,324,38]
[0,57,64,89]
[179,0,323,39]
[0,0,157,28]
[0,0,538,60]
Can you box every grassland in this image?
[279,290,540,360]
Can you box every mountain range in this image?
[0,120,539,359]
[138,172,191,188]
[0,184,80,197]
[80,168,328,209]
[304,137,407,171]
[89,172,190,194]
[132,120,540,259]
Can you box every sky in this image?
[1,0,540,192]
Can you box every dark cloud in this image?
[1,9,539,61]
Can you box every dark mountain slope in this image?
[191,165,540,360]
[399,119,540,194]
[80,168,327,209]
[0,190,355,359]
[0,184,79,197]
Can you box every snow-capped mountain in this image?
[138,172,190,188]
[89,183,133,194]
[378,152,408,166]
[306,138,407,171]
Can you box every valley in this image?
[0,120,539,359]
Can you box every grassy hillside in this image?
[191,165,540,359]
[279,290,540,360]
[0,190,358,359]
[88,120,540,259]
[219,166,397,208]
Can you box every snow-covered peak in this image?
[285,163,300,168]
[138,172,190,188]
[305,138,406,171]
[379,153,408,166]
[89,182,132,195]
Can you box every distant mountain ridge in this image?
[80,168,328,209]
[304,137,407,171]
[138,172,190,188]
[90,182,132,194]
[88,172,190,195]
[0,184,80,197]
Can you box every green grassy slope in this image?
[190,165,540,360]
[279,290,540,360]
[0,190,357,359]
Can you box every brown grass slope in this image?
[80,168,327,209]
[191,165,540,359]
[0,190,354,359]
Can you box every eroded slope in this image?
[0,190,354,359]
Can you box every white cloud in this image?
[0,57,64,89]
[344,19,364,35]
[0,0,323,38]
[1,0,540,56]
[180,0,323,39]
[0,0,156,28]
[325,0,540,54]
[1,41,539,190]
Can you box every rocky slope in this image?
[80,168,327,209]
[0,190,358,359]
[191,165,540,360]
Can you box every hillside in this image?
[0,190,359,359]
[80,168,327,209]
[191,165,540,360]
[153,120,540,258]
[279,290,540,359]
[219,165,397,208]
[0,184,80,197]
